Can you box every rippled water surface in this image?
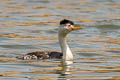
[0,0,120,80]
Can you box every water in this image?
[0,0,120,80]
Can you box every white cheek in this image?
[65,26,69,29]
[70,25,74,28]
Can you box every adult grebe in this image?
[17,19,84,60]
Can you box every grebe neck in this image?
[58,32,73,61]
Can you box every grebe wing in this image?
[16,51,63,60]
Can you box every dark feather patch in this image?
[16,51,63,60]
[60,19,74,25]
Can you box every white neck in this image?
[58,31,73,61]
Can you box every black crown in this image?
[60,19,74,25]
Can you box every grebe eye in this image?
[68,24,71,28]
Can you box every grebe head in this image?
[59,19,84,36]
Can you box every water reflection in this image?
[58,60,73,80]
[96,24,120,37]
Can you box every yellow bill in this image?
[71,27,85,30]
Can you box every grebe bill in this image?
[16,19,84,60]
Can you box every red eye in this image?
[68,24,71,28]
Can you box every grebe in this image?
[17,19,84,60]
